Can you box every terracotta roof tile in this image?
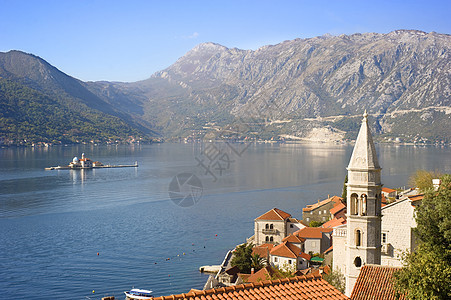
[408,194,424,202]
[329,202,346,215]
[303,196,343,212]
[252,244,274,259]
[295,227,333,239]
[282,235,306,244]
[382,187,397,193]
[322,217,346,229]
[143,273,348,300]
[270,241,302,259]
[256,208,291,220]
[351,264,405,300]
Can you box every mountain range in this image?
[1,30,450,145]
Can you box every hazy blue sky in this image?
[1,0,449,82]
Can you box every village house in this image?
[252,208,305,246]
[269,241,311,272]
[381,187,397,199]
[302,195,343,224]
[295,227,333,255]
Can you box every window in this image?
[274,257,278,262]
[290,224,294,228]
[322,216,326,221]
[270,236,274,242]
[382,232,387,244]
[354,257,362,268]
[351,193,359,215]
[319,210,322,215]
[265,224,269,229]
[288,260,292,264]
[355,229,361,246]
[306,218,310,222]
[270,224,274,230]
[324,210,327,214]
[266,236,269,242]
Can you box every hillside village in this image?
[179,112,441,300]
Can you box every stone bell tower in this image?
[345,111,382,295]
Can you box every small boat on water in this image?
[124,288,153,299]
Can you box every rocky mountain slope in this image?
[125,30,450,142]
[1,30,450,144]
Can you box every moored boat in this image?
[124,289,153,299]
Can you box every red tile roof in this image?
[282,234,306,244]
[270,241,303,259]
[252,244,274,259]
[245,266,284,283]
[408,194,424,202]
[323,217,346,229]
[295,227,333,239]
[382,187,397,193]
[153,273,349,299]
[329,202,346,215]
[256,208,292,220]
[303,196,342,212]
[351,264,405,300]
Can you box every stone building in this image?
[380,198,418,266]
[302,195,342,224]
[253,208,304,246]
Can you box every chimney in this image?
[251,268,255,275]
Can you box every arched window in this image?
[270,236,274,242]
[270,224,274,230]
[265,224,269,230]
[360,194,367,215]
[350,193,359,215]
[265,236,269,242]
[355,229,361,246]
[354,257,362,268]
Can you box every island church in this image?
[333,111,383,296]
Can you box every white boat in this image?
[124,289,153,299]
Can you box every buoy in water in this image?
[92,290,95,293]
[97,252,99,256]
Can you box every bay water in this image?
[0,143,449,299]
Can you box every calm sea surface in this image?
[0,143,450,299]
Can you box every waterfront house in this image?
[253,208,296,246]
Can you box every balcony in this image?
[262,229,277,234]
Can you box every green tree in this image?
[394,174,451,299]
[250,253,266,271]
[323,268,346,294]
[309,220,324,227]
[409,169,443,192]
[231,243,254,274]
[341,174,348,201]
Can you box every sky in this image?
[1,0,449,82]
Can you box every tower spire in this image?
[348,111,380,171]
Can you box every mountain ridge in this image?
[1,30,450,144]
